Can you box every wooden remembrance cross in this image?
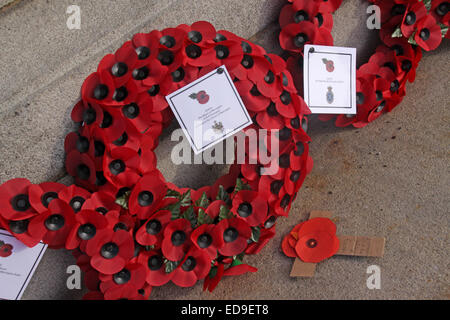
[290,211,386,277]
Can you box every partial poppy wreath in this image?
[0,21,313,300]
[279,0,449,128]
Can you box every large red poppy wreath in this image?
[279,0,448,128]
[0,21,313,299]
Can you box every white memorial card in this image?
[166,66,252,154]
[303,44,357,115]
[0,230,47,300]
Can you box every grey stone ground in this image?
[0,0,448,300]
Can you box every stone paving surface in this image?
[0,0,448,300]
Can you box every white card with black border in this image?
[0,230,47,300]
[165,65,252,155]
[303,44,357,115]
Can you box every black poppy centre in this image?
[11,194,30,211]
[138,191,154,207]
[9,219,29,234]
[109,160,125,175]
[171,230,187,246]
[148,255,164,271]
[114,269,131,285]
[78,223,97,240]
[306,238,318,248]
[197,233,213,249]
[237,202,253,218]
[101,242,120,259]
[223,227,239,243]
[45,214,65,231]
[146,219,162,235]
[182,256,197,272]
[294,33,308,48]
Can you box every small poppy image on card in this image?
[0,241,14,258]
[189,91,210,104]
[322,58,335,72]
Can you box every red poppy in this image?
[162,219,192,261]
[377,0,408,23]
[160,65,200,94]
[394,52,419,83]
[70,100,104,127]
[131,32,160,68]
[65,209,109,250]
[235,79,270,113]
[66,150,97,187]
[28,182,65,214]
[103,147,141,188]
[86,229,134,275]
[190,223,221,259]
[400,1,428,38]
[107,109,153,145]
[99,262,147,299]
[210,40,244,70]
[431,0,450,26]
[171,247,211,288]
[294,217,339,263]
[231,191,268,227]
[1,217,41,248]
[279,1,319,28]
[131,57,169,93]
[258,173,287,207]
[337,75,377,127]
[414,15,443,51]
[274,90,301,119]
[0,244,13,258]
[28,199,76,249]
[182,42,216,68]
[273,190,293,217]
[0,178,38,221]
[369,49,399,75]
[104,210,135,235]
[231,42,268,82]
[258,105,287,132]
[58,185,92,213]
[135,210,172,246]
[81,191,121,215]
[213,218,251,257]
[159,27,187,52]
[255,64,283,99]
[281,221,305,258]
[137,250,173,286]
[81,72,115,105]
[128,173,167,220]
[279,21,319,53]
[184,20,217,47]
[98,41,138,87]
[377,37,416,60]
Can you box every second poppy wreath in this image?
[0,21,313,299]
[279,0,448,128]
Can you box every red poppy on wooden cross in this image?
[282,211,385,277]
